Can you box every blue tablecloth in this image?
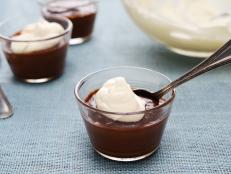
[1,0,231,173]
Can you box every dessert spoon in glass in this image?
[134,39,231,103]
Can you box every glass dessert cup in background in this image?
[74,67,175,162]
[0,16,72,83]
[40,0,97,45]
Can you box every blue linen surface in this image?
[0,0,231,173]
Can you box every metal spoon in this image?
[134,40,231,103]
[0,86,13,119]
[0,25,13,119]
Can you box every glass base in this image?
[168,46,213,58]
[20,77,55,83]
[69,35,91,45]
[95,146,159,162]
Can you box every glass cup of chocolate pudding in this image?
[0,16,72,83]
[40,0,97,45]
[74,67,175,162]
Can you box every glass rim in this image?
[0,15,72,42]
[74,66,176,115]
[39,0,98,7]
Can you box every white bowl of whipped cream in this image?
[123,0,231,58]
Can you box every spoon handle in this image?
[0,86,13,119]
[156,40,231,98]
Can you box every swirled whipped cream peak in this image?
[95,77,145,122]
[11,20,64,54]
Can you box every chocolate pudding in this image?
[0,17,72,83]
[83,89,170,158]
[42,0,97,42]
[4,40,68,81]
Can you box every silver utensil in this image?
[0,86,13,119]
[134,40,231,102]
[0,48,13,119]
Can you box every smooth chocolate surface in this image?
[83,90,170,158]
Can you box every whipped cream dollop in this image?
[95,77,145,122]
[154,0,231,35]
[11,20,64,54]
[124,0,231,52]
[128,0,231,32]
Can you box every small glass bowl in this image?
[0,16,72,83]
[40,0,97,45]
[74,66,175,161]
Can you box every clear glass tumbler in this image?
[40,0,97,45]
[74,66,175,161]
[0,15,72,83]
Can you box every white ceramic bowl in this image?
[123,0,231,58]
